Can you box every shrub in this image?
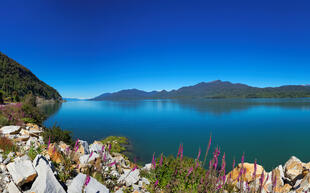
[42,124,73,146]
[21,103,46,124]
[28,143,44,160]
[0,114,9,126]
[101,136,128,153]
[0,91,4,104]
[0,135,17,155]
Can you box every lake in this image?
[40,98,310,171]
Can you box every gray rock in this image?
[67,173,109,193]
[7,181,21,193]
[79,140,90,154]
[3,157,11,165]
[142,163,152,171]
[26,155,66,193]
[79,153,99,164]
[89,143,103,153]
[7,159,37,187]
[114,190,124,193]
[118,169,140,186]
[0,126,21,135]
[0,154,3,163]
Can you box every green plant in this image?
[42,124,73,146]
[0,114,9,126]
[28,143,44,160]
[21,103,46,124]
[101,136,128,153]
[0,135,17,156]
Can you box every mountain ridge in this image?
[92,80,310,100]
[0,51,62,101]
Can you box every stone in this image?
[27,155,66,193]
[47,143,64,164]
[19,129,29,136]
[3,157,11,165]
[79,152,100,164]
[142,163,152,171]
[7,181,21,193]
[7,159,37,187]
[15,135,30,142]
[89,142,103,153]
[58,141,70,152]
[0,126,21,135]
[295,173,310,192]
[118,169,140,186]
[0,154,3,163]
[26,123,40,131]
[227,162,265,183]
[284,156,304,181]
[76,140,90,155]
[67,173,109,193]
[272,165,285,188]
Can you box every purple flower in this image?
[132,165,138,171]
[89,151,93,159]
[260,171,265,189]
[108,144,111,152]
[159,154,163,167]
[177,144,182,158]
[108,161,116,167]
[53,146,56,154]
[232,158,236,169]
[154,179,159,187]
[186,167,193,177]
[103,152,107,162]
[253,159,257,179]
[152,153,156,169]
[84,175,91,187]
[74,139,79,152]
[180,144,183,161]
[197,148,201,160]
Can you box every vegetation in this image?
[0,135,17,156]
[92,80,310,100]
[28,143,44,160]
[101,136,128,153]
[42,124,73,146]
[0,51,62,101]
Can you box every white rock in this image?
[118,169,140,186]
[142,163,152,171]
[0,154,3,163]
[7,181,21,193]
[115,190,124,193]
[79,153,100,164]
[67,173,109,193]
[7,159,37,187]
[79,140,90,154]
[27,155,66,193]
[0,126,21,135]
[89,143,103,153]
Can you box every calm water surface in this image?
[40,98,310,171]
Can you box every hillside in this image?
[0,52,62,101]
[92,80,310,100]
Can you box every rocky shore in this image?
[1,124,310,193]
[0,124,151,193]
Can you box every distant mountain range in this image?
[92,80,310,100]
[0,52,62,100]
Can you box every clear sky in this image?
[1,0,310,98]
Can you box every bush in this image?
[0,91,3,104]
[0,135,17,155]
[21,103,46,124]
[42,124,73,146]
[101,136,128,153]
[0,114,9,126]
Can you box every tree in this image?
[12,91,20,102]
[0,91,4,104]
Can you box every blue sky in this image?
[1,0,310,98]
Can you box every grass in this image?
[0,135,18,156]
[101,136,128,153]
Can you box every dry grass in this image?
[0,134,17,155]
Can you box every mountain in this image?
[0,51,62,101]
[92,80,310,100]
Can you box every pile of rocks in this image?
[0,124,151,193]
[227,156,310,193]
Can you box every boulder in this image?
[227,162,265,183]
[76,140,90,155]
[7,181,21,193]
[295,173,310,192]
[47,143,64,164]
[118,169,140,186]
[89,142,103,153]
[0,126,21,135]
[284,156,304,181]
[79,152,100,164]
[67,173,109,193]
[272,165,285,188]
[7,159,37,187]
[27,155,66,193]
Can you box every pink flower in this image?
[260,171,265,189]
[84,175,91,187]
[152,153,156,169]
[108,144,111,152]
[103,153,107,162]
[159,154,163,167]
[180,144,183,161]
[132,165,138,171]
[154,179,159,187]
[186,167,193,177]
[89,151,93,159]
[197,148,201,160]
[253,160,257,179]
[74,139,79,152]
[108,161,116,167]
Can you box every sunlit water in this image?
[40,98,310,171]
